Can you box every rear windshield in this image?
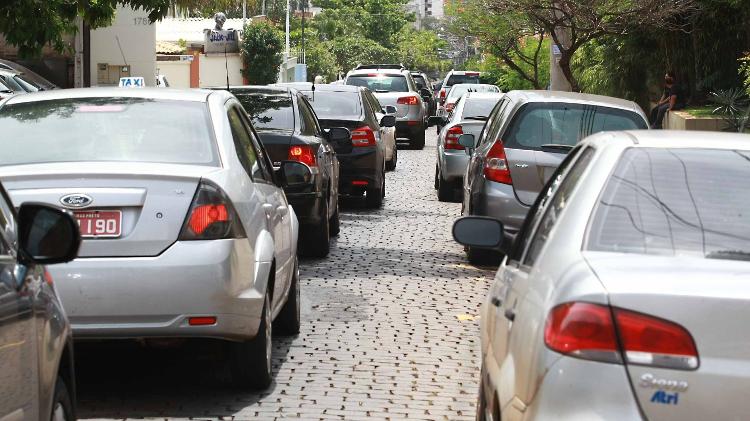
[0,97,218,166]
[347,75,409,92]
[446,74,480,86]
[448,84,499,100]
[412,75,427,89]
[308,91,362,119]
[505,103,646,150]
[587,148,750,260]
[234,91,295,130]
[462,97,501,119]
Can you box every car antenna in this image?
[311,82,315,101]
[224,45,230,90]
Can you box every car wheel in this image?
[386,146,397,171]
[411,129,425,150]
[329,198,340,237]
[301,200,330,258]
[50,377,74,421]
[434,165,440,190]
[275,258,300,335]
[365,172,385,208]
[437,169,454,202]
[230,288,272,389]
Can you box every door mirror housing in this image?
[428,116,446,127]
[275,161,313,188]
[419,88,432,100]
[383,105,397,115]
[325,127,353,155]
[18,204,81,265]
[452,216,504,250]
[380,114,396,128]
[458,134,475,148]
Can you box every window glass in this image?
[521,147,595,266]
[446,74,480,86]
[366,92,382,115]
[14,75,39,92]
[412,75,427,89]
[228,108,265,181]
[347,75,409,92]
[505,103,647,151]
[462,97,502,120]
[447,84,499,102]
[587,148,750,260]
[234,91,295,131]
[0,98,219,166]
[478,99,507,146]
[308,92,362,119]
[298,99,319,136]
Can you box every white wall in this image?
[156,61,191,88]
[90,6,156,86]
[199,54,243,87]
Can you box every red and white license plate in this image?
[74,210,122,238]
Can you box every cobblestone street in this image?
[76,129,495,420]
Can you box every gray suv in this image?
[461,90,648,262]
[345,64,430,149]
[0,188,81,420]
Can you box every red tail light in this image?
[351,125,376,147]
[545,302,699,370]
[179,182,246,240]
[439,89,446,103]
[288,144,316,166]
[444,125,464,150]
[483,140,512,184]
[445,102,455,113]
[397,95,419,105]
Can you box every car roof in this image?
[464,92,505,100]
[0,87,222,106]
[219,85,291,95]
[347,68,410,77]
[446,70,480,76]
[276,82,363,94]
[449,83,498,91]
[589,130,750,150]
[505,90,641,113]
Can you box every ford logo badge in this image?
[60,194,93,208]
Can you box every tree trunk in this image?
[558,52,580,92]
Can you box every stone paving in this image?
[76,129,495,420]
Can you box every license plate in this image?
[74,210,122,238]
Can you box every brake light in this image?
[445,125,464,150]
[351,126,376,147]
[439,89,446,103]
[397,95,419,105]
[483,140,512,184]
[466,72,480,76]
[445,102,455,112]
[545,302,699,370]
[288,144,316,166]
[179,182,246,240]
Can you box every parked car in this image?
[277,83,393,208]
[345,65,430,149]
[222,85,351,257]
[433,92,504,202]
[437,70,480,105]
[0,68,42,94]
[454,129,750,421]
[461,90,648,262]
[0,88,307,389]
[411,71,437,117]
[0,195,81,421]
[0,59,58,90]
[436,83,501,133]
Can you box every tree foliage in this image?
[241,21,284,84]
[395,28,450,74]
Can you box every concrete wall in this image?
[199,53,243,87]
[90,6,156,87]
[665,110,730,131]
[156,60,191,88]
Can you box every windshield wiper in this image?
[464,116,488,121]
[706,250,750,261]
[540,144,574,153]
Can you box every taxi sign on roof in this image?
[119,77,145,88]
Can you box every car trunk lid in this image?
[0,162,220,257]
[584,252,750,420]
[256,129,294,167]
[372,92,416,119]
[504,148,566,206]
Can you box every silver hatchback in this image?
[455,130,750,421]
[461,90,648,262]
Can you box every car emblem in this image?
[60,194,93,209]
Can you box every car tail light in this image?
[351,125,376,147]
[483,140,512,184]
[444,125,464,150]
[445,102,455,112]
[179,182,246,240]
[397,95,419,105]
[288,144,316,166]
[545,302,699,370]
[439,89,446,103]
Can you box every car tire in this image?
[275,258,300,335]
[386,146,398,171]
[302,200,330,258]
[436,169,455,202]
[366,172,385,208]
[50,377,74,421]
[411,129,425,150]
[230,288,272,390]
[329,199,340,237]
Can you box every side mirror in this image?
[380,114,396,128]
[384,105,397,115]
[458,134,475,148]
[428,116,446,127]
[419,88,432,100]
[18,204,80,265]
[325,127,353,154]
[275,161,313,188]
[452,216,504,250]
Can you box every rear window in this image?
[347,75,409,92]
[0,97,218,166]
[308,91,362,119]
[412,75,427,88]
[505,103,646,150]
[234,92,295,130]
[448,84,499,101]
[586,148,750,260]
[462,97,501,119]
[446,74,480,86]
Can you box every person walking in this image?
[650,71,686,129]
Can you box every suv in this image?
[345,65,430,149]
[437,70,481,105]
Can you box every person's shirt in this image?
[663,83,686,108]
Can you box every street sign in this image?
[118,77,145,88]
[552,44,562,56]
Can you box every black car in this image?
[411,72,436,117]
[224,86,351,257]
[276,83,395,209]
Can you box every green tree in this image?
[240,21,284,84]
[305,40,339,81]
[313,0,414,48]
[330,36,398,72]
[395,28,451,73]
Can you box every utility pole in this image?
[285,0,290,56]
[243,0,247,26]
[549,2,572,91]
[301,0,306,62]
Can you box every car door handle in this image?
[504,309,516,322]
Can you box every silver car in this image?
[0,88,306,389]
[345,65,430,149]
[461,90,648,262]
[434,92,504,201]
[436,83,501,133]
[454,130,750,421]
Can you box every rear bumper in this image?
[337,146,381,195]
[50,239,267,342]
[439,148,470,182]
[468,179,529,248]
[286,191,325,226]
[396,121,424,139]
